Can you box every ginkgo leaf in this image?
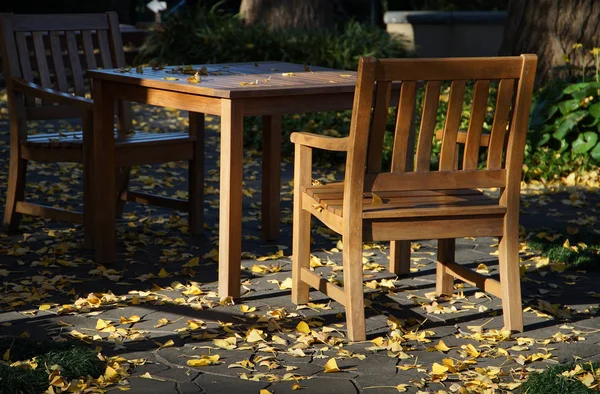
[296,321,311,334]
[38,304,52,311]
[213,337,237,350]
[431,362,449,374]
[187,354,221,367]
[371,193,383,205]
[154,339,174,349]
[139,372,166,381]
[324,358,340,373]
[119,315,141,324]
[240,305,256,313]
[246,328,266,343]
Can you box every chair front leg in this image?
[498,230,524,332]
[291,144,312,305]
[342,232,366,342]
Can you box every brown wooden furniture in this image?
[291,55,537,341]
[0,12,203,248]
[87,62,374,297]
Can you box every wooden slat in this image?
[365,169,506,191]
[390,81,416,172]
[15,201,83,224]
[11,14,110,31]
[463,80,490,170]
[487,79,515,169]
[315,192,492,209]
[415,81,441,171]
[31,32,52,89]
[374,57,524,81]
[365,215,505,241]
[106,12,126,68]
[65,31,84,96]
[366,81,392,172]
[15,32,34,106]
[438,80,466,171]
[96,29,113,69]
[81,30,97,70]
[49,31,68,92]
[300,268,346,305]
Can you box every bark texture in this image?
[500,0,600,85]
[239,0,334,30]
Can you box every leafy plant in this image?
[528,79,600,159]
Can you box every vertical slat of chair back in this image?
[415,81,441,172]
[366,81,392,172]
[438,80,466,171]
[390,81,417,172]
[356,56,536,193]
[462,80,491,170]
[487,79,516,169]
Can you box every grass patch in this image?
[519,362,600,393]
[526,229,600,270]
[0,338,105,394]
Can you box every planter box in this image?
[384,11,507,57]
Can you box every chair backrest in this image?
[343,55,537,215]
[0,12,126,120]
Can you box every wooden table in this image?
[88,61,359,298]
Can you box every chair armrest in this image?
[290,132,348,152]
[12,79,93,110]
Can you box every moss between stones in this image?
[519,362,600,394]
[0,338,105,394]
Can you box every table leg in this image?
[261,114,281,241]
[92,79,116,263]
[218,100,244,298]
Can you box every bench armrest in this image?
[12,79,93,111]
[290,132,348,152]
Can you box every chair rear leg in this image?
[188,112,205,235]
[115,167,130,217]
[3,154,27,232]
[436,238,455,296]
[498,232,524,332]
[389,240,411,275]
[343,233,366,342]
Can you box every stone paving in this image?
[1,104,600,393]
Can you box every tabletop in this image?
[88,61,358,99]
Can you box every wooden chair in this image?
[291,55,537,341]
[0,12,204,248]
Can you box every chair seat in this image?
[304,182,506,219]
[23,130,194,149]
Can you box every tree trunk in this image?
[500,0,600,85]
[239,0,334,30]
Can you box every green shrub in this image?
[528,79,600,160]
[137,5,408,70]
